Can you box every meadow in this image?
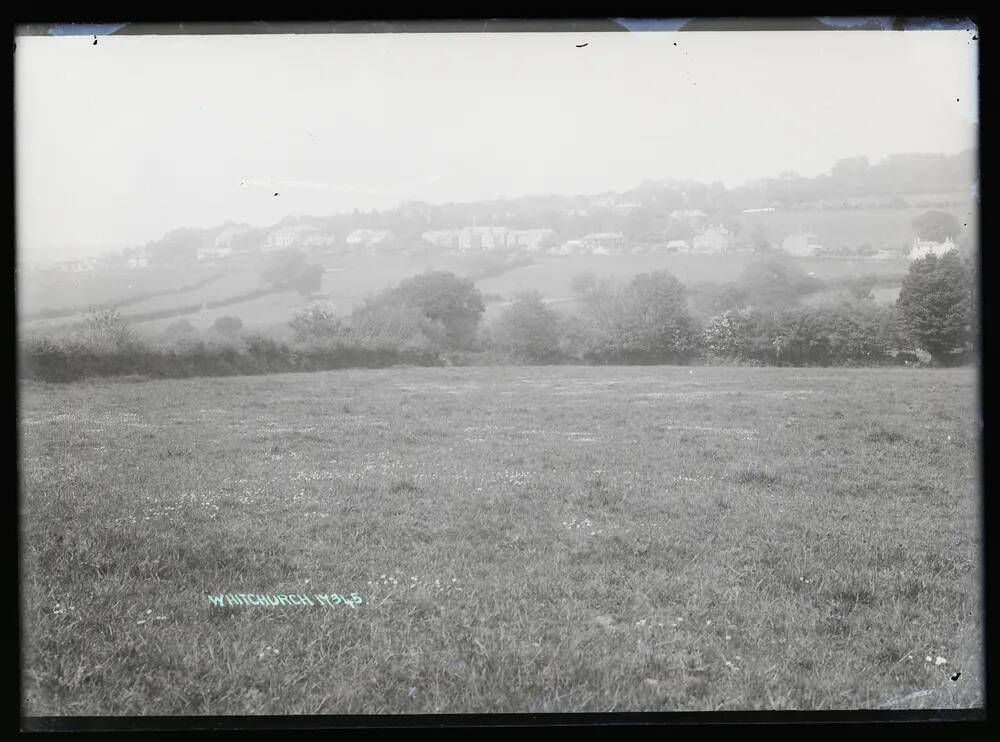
[19,366,982,715]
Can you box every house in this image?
[669,209,707,221]
[421,230,460,250]
[782,231,824,257]
[508,228,557,252]
[458,226,510,252]
[612,200,642,215]
[127,248,149,269]
[666,239,691,253]
[554,239,584,255]
[909,237,957,261]
[197,243,234,262]
[55,257,97,274]
[581,232,626,255]
[692,225,734,254]
[741,207,776,214]
[345,228,393,249]
[266,225,327,251]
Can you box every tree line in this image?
[18,251,976,382]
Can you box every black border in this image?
[10,6,988,733]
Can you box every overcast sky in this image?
[15,29,978,261]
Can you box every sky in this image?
[15,28,979,261]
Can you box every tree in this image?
[289,304,348,344]
[703,308,763,362]
[349,296,445,352]
[603,270,699,364]
[844,274,878,302]
[163,319,197,338]
[161,319,199,347]
[389,271,485,351]
[491,291,561,363]
[912,210,962,243]
[570,272,615,302]
[831,155,869,179]
[897,252,974,363]
[737,260,822,309]
[147,228,203,265]
[211,316,244,337]
[83,307,135,350]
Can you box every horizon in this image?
[15,29,978,262]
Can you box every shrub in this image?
[490,291,562,364]
[211,316,244,337]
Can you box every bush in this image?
[211,316,244,337]
[82,307,136,351]
[490,291,562,364]
[289,304,349,344]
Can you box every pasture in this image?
[19,366,982,714]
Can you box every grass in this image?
[18,365,982,714]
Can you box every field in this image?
[19,366,982,715]
[21,249,915,340]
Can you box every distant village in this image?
[35,202,957,276]
[34,147,975,278]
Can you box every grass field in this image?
[19,366,982,714]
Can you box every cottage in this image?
[197,244,234,262]
[782,231,824,257]
[457,226,510,252]
[554,239,585,255]
[666,239,691,253]
[421,230,460,250]
[345,228,393,249]
[508,228,557,252]
[909,237,957,261]
[581,232,626,255]
[266,225,327,251]
[693,225,734,254]
[127,248,149,269]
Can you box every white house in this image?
[56,258,97,274]
[554,239,585,255]
[581,232,626,255]
[457,226,510,251]
[666,239,691,253]
[782,231,824,257]
[421,230,460,250]
[127,249,149,269]
[909,237,957,261]
[508,228,557,252]
[346,228,393,248]
[692,225,734,254]
[267,225,327,251]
